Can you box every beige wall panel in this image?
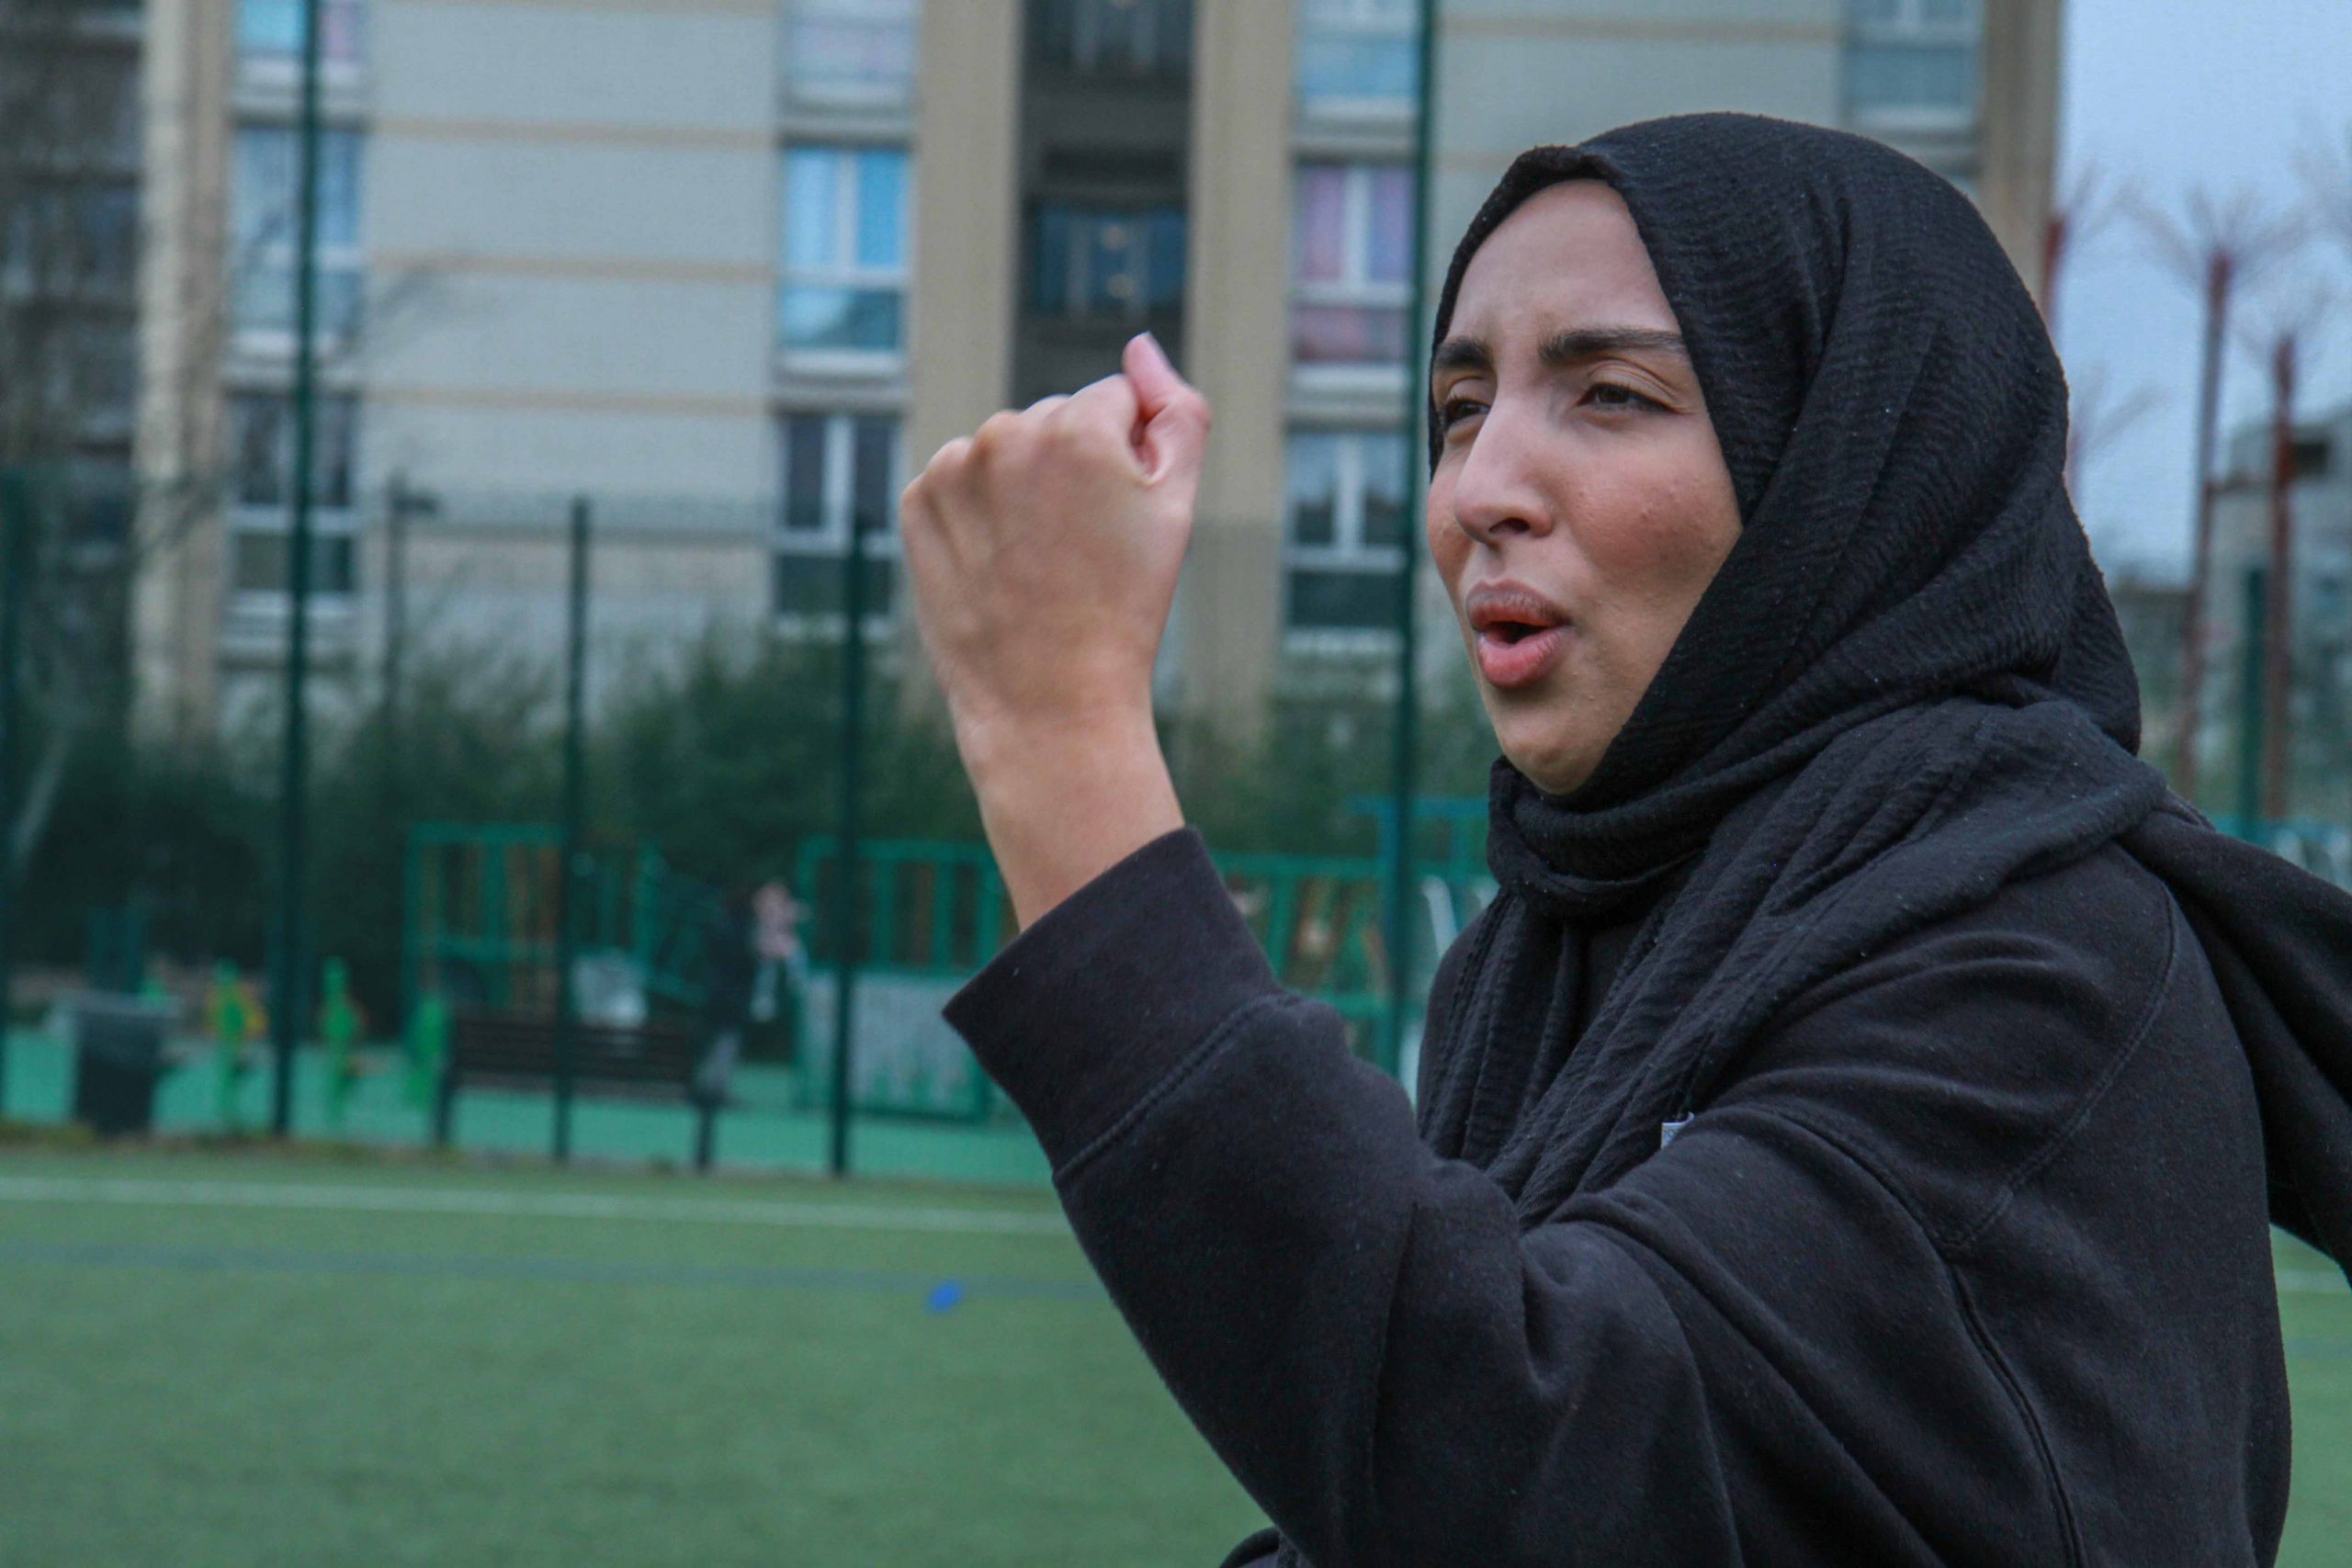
[359,273,776,400]
[368,139,775,267]
[1171,0,1297,741]
[360,400,775,503]
[132,0,235,743]
[1978,0,2064,301]
[1451,0,1839,27]
[899,0,1022,723]
[373,1,775,131]
[904,0,1021,466]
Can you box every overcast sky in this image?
[2055,0,2352,578]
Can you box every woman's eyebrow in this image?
[1539,327,1689,366]
[1430,335,1493,380]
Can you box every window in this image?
[0,184,137,299]
[1031,204,1185,321]
[785,0,916,103]
[1284,429,1408,635]
[68,321,137,437]
[775,412,900,621]
[1845,0,1980,130]
[237,0,367,71]
[231,126,365,341]
[1296,0,1418,115]
[64,457,134,550]
[1030,0,1193,80]
[227,391,359,599]
[1291,162,1410,372]
[781,146,910,359]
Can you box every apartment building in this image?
[0,0,144,653]
[130,0,2064,744]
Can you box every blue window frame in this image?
[781,146,910,359]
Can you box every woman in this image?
[898,115,2352,1566]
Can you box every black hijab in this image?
[1418,114,2352,1277]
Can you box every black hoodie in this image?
[943,116,2352,1566]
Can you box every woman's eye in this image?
[1589,382,1663,412]
[1438,396,1487,433]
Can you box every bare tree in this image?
[2064,362,2165,505]
[2042,162,2120,343]
[2299,125,2352,266]
[2234,279,2334,821]
[2126,186,2301,801]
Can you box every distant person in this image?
[897,116,2352,1564]
[695,886,757,1109]
[748,879,804,1064]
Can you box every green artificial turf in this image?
[2278,1231,2352,1568]
[0,1144,2344,1566]
[0,1145,1263,1567]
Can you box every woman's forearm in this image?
[956,708,1183,931]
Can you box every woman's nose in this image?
[1445,404,1554,546]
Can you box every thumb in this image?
[1123,332,1211,488]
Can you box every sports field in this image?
[0,1139,2344,1567]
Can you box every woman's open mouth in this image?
[1465,583,1571,691]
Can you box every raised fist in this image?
[899,333,1212,755]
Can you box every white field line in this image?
[0,1175,1069,1238]
[0,1178,2338,1285]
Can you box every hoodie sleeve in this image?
[946,829,2078,1567]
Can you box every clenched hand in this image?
[899,333,1212,928]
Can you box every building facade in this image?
[1,0,145,705]
[130,0,2064,744]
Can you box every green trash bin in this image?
[67,993,179,1136]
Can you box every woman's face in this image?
[1429,180,1742,795]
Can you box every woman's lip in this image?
[1475,624,1568,689]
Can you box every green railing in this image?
[403,816,1499,1129]
[787,831,1495,1120]
[402,823,718,1025]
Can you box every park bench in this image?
[435,1010,718,1170]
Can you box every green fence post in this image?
[2235,565,2267,839]
[407,993,449,1111]
[320,955,358,1131]
[830,491,870,1177]
[552,497,591,1163]
[1380,0,1442,1082]
[0,465,23,1115]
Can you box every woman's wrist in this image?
[956,705,1183,931]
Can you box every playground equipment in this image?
[402,823,718,1024]
[788,818,1494,1120]
[405,812,1495,1129]
[206,962,261,1129]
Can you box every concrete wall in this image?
[1171,0,1296,739]
[1430,0,1846,254]
[132,0,234,744]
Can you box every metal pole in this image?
[384,474,411,736]
[1381,0,1440,1080]
[553,497,590,1161]
[269,0,326,1135]
[0,468,25,1115]
[828,491,868,1177]
[2262,334,2296,823]
[2236,565,2266,837]
[380,476,409,1032]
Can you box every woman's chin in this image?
[1497,731,1600,798]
